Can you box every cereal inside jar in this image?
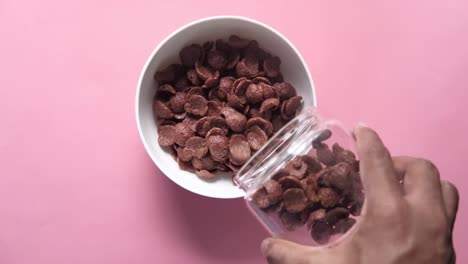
[234,108,364,246]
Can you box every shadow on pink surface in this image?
[160,170,267,261]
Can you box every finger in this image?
[261,238,319,264]
[390,156,410,183]
[392,156,443,201]
[392,156,413,182]
[449,248,456,264]
[353,124,402,206]
[441,181,459,229]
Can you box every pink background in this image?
[1,0,467,263]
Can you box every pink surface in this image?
[1,0,467,263]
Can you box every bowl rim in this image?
[135,15,317,199]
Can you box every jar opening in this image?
[234,108,327,197]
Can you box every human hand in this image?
[261,125,459,264]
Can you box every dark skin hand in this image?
[261,124,459,264]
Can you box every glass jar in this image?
[234,107,364,246]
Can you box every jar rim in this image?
[234,107,326,196]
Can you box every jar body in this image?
[234,108,364,246]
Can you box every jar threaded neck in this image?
[234,109,325,196]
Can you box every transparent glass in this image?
[234,107,364,246]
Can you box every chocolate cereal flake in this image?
[263,56,281,77]
[207,134,229,162]
[246,117,273,136]
[246,83,263,104]
[154,64,182,84]
[301,155,323,174]
[284,96,303,117]
[283,188,308,213]
[334,218,356,234]
[179,44,203,67]
[158,84,177,97]
[229,134,251,166]
[252,187,271,208]
[221,106,247,133]
[191,156,215,171]
[184,95,208,116]
[226,93,245,111]
[259,98,280,113]
[246,125,268,151]
[310,220,333,244]
[316,143,337,166]
[285,157,308,179]
[306,208,326,229]
[196,169,216,179]
[325,207,350,226]
[175,77,190,92]
[278,176,303,190]
[174,123,194,147]
[207,50,227,70]
[318,187,340,208]
[186,69,201,86]
[274,82,296,100]
[154,100,174,119]
[236,56,259,78]
[185,136,208,159]
[264,179,282,204]
[226,50,240,70]
[206,127,228,138]
[196,116,228,137]
[252,76,271,85]
[206,101,221,117]
[319,162,353,192]
[168,92,187,114]
[218,77,235,99]
[177,147,193,162]
[158,125,176,147]
[195,61,215,81]
[279,211,303,231]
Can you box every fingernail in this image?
[356,122,368,128]
[353,122,368,134]
[261,238,272,256]
[352,122,368,140]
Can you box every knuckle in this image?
[361,201,411,238]
[363,142,389,161]
[433,235,453,261]
[442,181,459,200]
[385,202,407,223]
[450,250,457,264]
[430,212,450,232]
[262,240,276,257]
[415,159,439,175]
[262,239,286,260]
[412,159,440,182]
[367,199,404,222]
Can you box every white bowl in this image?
[136,16,316,199]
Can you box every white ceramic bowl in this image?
[136,16,316,199]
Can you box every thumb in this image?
[261,237,327,264]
